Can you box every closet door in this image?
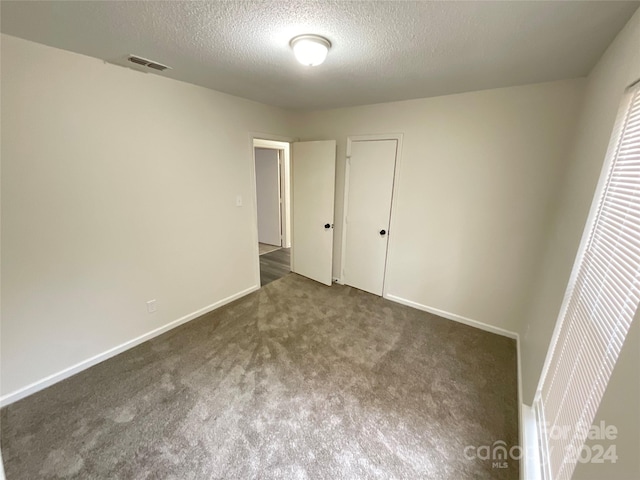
[343,139,398,295]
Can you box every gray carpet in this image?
[1,274,519,479]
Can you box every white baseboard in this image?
[0,447,5,480]
[0,285,260,407]
[522,404,542,480]
[383,293,519,339]
[517,337,525,480]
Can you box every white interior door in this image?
[343,139,398,295]
[292,140,336,286]
[255,147,282,246]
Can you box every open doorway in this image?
[253,138,291,286]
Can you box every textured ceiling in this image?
[1,1,638,110]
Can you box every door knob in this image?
[325,223,331,229]
[380,229,387,236]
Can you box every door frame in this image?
[249,133,295,289]
[341,133,404,297]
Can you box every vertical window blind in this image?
[535,82,640,480]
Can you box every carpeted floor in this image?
[1,274,519,479]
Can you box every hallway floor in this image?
[260,248,290,286]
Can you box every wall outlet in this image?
[146,299,157,313]
[236,195,243,207]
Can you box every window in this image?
[534,81,640,480]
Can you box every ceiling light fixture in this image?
[290,35,331,66]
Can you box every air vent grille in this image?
[127,55,171,72]
[146,62,168,71]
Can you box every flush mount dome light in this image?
[290,34,331,66]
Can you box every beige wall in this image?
[0,34,293,397]
[293,80,584,333]
[520,8,640,403]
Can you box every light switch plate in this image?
[146,299,157,313]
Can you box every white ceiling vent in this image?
[127,55,171,72]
